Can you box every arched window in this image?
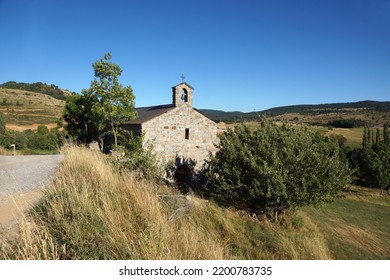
[180,88,188,102]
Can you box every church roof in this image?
[122,104,175,124]
[171,82,194,89]
[122,104,216,125]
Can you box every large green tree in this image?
[63,93,98,143]
[205,119,351,219]
[88,53,137,148]
[63,53,137,149]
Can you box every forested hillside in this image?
[200,100,390,124]
[0,81,74,101]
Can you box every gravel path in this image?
[0,155,63,197]
[0,154,63,236]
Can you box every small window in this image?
[185,128,190,140]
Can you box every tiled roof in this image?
[122,104,175,124]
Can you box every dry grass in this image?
[3,147,387,260]
[329,224,388,257]
[0,146,333,260]
[0,147,20,155]
[0,146,227,259]
[0,88,64,127]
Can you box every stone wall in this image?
[141,106,218,170]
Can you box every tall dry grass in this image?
[1,146,332,260]
[1,146,227,259]
[0,146,16,155]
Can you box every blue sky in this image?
[0,0,389,112]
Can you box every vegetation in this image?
[328,119,366,128]
[63,93,98,144]
[0,81,73,101]
[303,185,390,259]
[63,53,137,149]
[0,125,62,152]
[0,111,5,140]
[1,147,389,260]
[0,110,62,153]
[348,124,390,192]
[204,119,351,219]
[201,100,390,123]
[0,87,65,127]
[0,147,227,260]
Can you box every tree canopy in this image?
[63,53,137,149]
[204,119,351,219]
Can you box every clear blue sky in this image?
[0,0,389,112]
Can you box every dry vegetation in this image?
[268,108,390,127]
[1,147,389,260]
[0,88,64,128]
[0,146,332,260]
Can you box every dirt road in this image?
[0,154,63,237]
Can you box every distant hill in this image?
[200,100,390,124]
[0,81,74,101]
[0,87,65,130]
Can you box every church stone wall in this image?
[141,106,218,169]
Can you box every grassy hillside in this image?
[0,81,74,101]
[201,101,390,126]
[0,88,65,129]
[304,185,390,259]
[1,147,389,260]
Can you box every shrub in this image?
[204,119,351,219]
[113,131,161,182]
[328,119,365,128]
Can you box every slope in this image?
[0,87,65,130]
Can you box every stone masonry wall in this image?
[141,106,218,170]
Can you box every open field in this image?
[303,186,390,259]
[268,108,390,127]
[0,88,65,128]
[219,121,365,147]
[1,147,389,260]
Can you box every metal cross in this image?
[180,74,186,82]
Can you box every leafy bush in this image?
[0,125,62,152]
[204,119,351,219]
[112,131,161,182]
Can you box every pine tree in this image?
[362,126,369,148]
[367,127,371,147]
[384,123,389,146]
[376,128,380,146]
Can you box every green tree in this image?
[376,128,380,146]
[87,53,137,148]
[63,93,98,144]
[205,119,351,219]
[367,127,371,147]
[348,126,390,192]
[384,123,389,145]
[362,126,369,148]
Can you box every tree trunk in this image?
[112,126,118,148]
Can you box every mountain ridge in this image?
[200,100,390,123]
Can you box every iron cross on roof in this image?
[180,74,186,82]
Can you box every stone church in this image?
[121,82,218,184]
